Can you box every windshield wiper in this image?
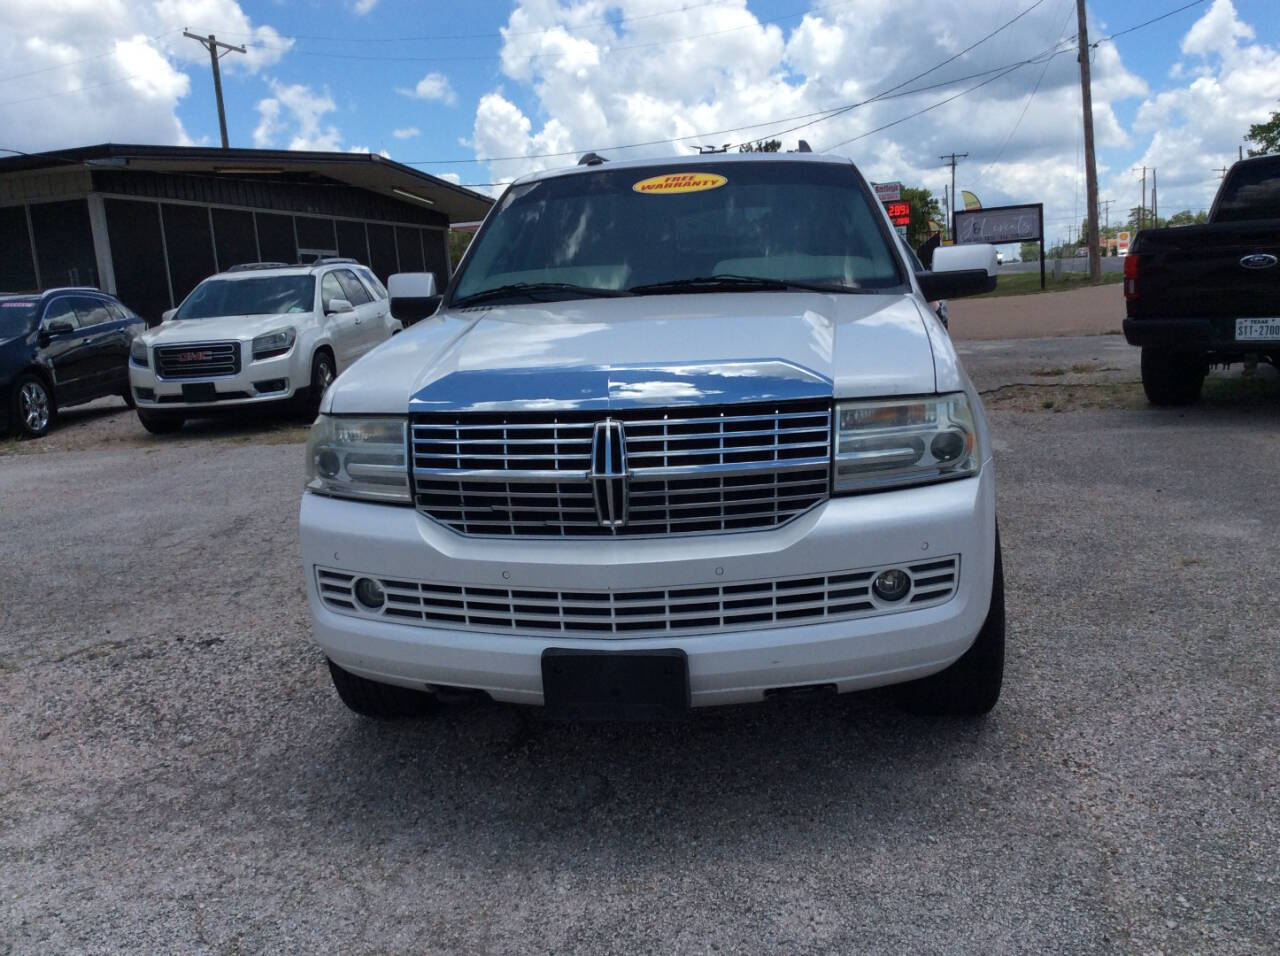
[626,274,863,295]
[452,282,634,307]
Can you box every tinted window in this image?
[321,272,345,311]
[336,269,372,305]
[73,296,113,327]
[0,299,39,339]
[42,298,80,330]
[355,267,388,298]
[454,161,902,301]
[176,276,315,320]
[105,302,129,323]
[1215,160,1280,222]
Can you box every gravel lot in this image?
[2,336,1278,953]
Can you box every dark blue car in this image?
[0,288,145,438]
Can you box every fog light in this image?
[872,568,910,602]
[354,577,385,610]
[931,430,966,463]
[316,449,342,479]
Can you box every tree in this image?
[449,229,473,268]
[739,139,781,153]
[1245,107,1280,156]
[899,186,943,249]
[1019,241,1040,262]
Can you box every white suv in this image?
[129,259,400,433]
[300,153,1004,722]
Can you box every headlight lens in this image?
[833,393,980,493]
[252,327,296,359]
[305,415,411,504]
[130,338,148,367]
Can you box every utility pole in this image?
[1098,198,1114,230]
[184,31,246,149]
[1137,165,1147,231]
[939,152,967,239]
[1151,167,1158,225]
[1214,166,1228,180]
[1075,0,1101,284]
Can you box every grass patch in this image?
[976,270,1124,298]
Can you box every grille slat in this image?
[155,341,240,379]
[411,400,831,537]
[316,556,958,637]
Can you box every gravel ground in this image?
[1,336,1278,953]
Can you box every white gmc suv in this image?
[301,152,1005,722]
[129,259,399,433]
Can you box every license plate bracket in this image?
[1235,317,1280,342]
[541,648,690,721]
[181,382,219,402]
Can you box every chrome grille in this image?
[155,341,240,379]
[410,401,832,537]
[315,556,959,637]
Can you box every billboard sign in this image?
[885,200,911,227]
[873,181,902,203]
[953,203,1043,245]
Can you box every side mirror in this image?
[44,319,75,335]
[326,298,353,315]
[916,244,998,300]
[388,272,441,325]
[162,308,177,322]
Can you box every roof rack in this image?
[309,257,359,266]
[226,262,292,272]
[577,152,608,166]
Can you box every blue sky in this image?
[3,0,1279,246]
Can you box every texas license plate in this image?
[1235,318,1280,341]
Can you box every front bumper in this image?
[300,465,997,708]
[129,350,299,410]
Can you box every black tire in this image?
[1141,348,1206,406]
[120,386,137,409]
[297,350,336,422]
[11,373,54,439]
[137,409,185,434]
[326,658,437,719]
[896,535,1005,717]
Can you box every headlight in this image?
[130,338,148,367]
[252,327,296,359]
[305,415,411,504]
[833,393,980,494]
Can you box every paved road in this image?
[948,283,1126,340]
[2,337,1278,953]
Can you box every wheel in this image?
[11,374,54,439]
[297,350,336,421]
[896,534,1005,717]
[326,659,436,719]
[120,387,137,409]
[1141,348,1206,406]
[137,409,185,434]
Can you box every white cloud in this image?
[1117,0,1280,218]
[353,0,378,14]
[392,126,421,139]
[435,172,462,185]
[254,80,346,151]
[0,0,289,152]
[399,71,457,104]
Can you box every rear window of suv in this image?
[1214,160,1280,222]
[0,299,39,339]
[176,275,315,319]
[452,160,903,302]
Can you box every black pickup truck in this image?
[1123,154,1280,405]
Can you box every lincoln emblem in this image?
[589,419,629,529]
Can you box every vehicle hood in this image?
[141,313,303,343]
[327,292,938,414]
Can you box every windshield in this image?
[1214,160,1280,222]
[175,275,315,320]
[452,161,903,304]
[0,300,39,339]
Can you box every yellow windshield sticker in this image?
[632,172,728,195]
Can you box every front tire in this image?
[297,350,336,421]
[120,387,137,410]
[12,373,54,439]
[1141,348,1206,406]
[137,409,185,434]
[326,659,437,719]
[896,535,1005,717]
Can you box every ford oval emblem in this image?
[1240,253,1278,270]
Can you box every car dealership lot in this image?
[2,336,1277,953]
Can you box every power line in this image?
[1091,0,1206,45]
[0,29,181,84]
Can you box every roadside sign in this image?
[895,225,908,239]
[953,204,1043,244]
[873,181,902,203]
[885,200,911,227]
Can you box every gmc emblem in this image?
[176,350,214,362]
